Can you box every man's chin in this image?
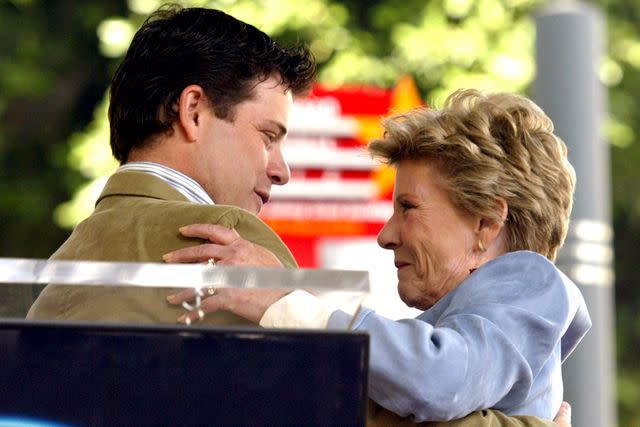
[253,200,263,214]
[251,193,265,214]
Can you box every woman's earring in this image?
[477,240,486,252]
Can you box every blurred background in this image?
[0,0,638,424]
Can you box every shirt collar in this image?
[118,162,214,205]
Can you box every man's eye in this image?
[262,132,277,144]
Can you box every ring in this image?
[207,258,216,267]
[206,286,217,296]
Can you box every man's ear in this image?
[177,85,207,142]
[477,197,508,251]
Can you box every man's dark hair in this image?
[108,5,316,163]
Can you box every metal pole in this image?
[535,2,617,426]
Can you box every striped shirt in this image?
[118,162,214,205]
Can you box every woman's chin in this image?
[398,287,431,311]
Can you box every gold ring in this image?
[206,287,217,296]
[207,258,216,267]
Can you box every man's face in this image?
[196,76,292,214]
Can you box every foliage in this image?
[56,0,543,223]
[2,0,640,423]
[0,0,127,256]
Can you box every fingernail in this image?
[178,226,186,233]
[167,294,176,303]
[162,254,170,261]
[177,314,186,323]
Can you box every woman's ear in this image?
[477,197,508,251]
[177,85,207,142]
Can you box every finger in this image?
[166,287,199,304]
[178,224,241,245]
[177,291,226,323]
[163,243,224,263]
[553,402,571,427]
[177,310,202,324]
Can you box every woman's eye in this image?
[400,201,415,211]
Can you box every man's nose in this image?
[268,147,291,185]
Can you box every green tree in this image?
[57,0,542,223]
[0,0,127,257]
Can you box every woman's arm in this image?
[163,225,574,424]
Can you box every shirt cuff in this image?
[259,290,334,329]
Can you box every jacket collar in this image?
[96,171,190,206]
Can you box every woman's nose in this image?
[377,216,399,250]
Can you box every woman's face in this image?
[377,159,480,310]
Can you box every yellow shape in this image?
[353,114,385,144]
[372,165,396,199]
[371,74,423,199]
[390,74,425,113]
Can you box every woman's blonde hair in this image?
[368,89,575,261]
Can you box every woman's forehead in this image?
[394,159,450,197]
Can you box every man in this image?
[27,5,315,325]
[26,6,571,427]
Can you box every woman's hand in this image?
[167,287,290,324]
[162,224,283,267]
[163,223,287,323]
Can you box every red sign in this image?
[259,76,424,267]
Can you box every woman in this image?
[164,89,590,423]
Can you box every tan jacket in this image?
[26,171,296,324]
[367,400,558,426]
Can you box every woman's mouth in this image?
[394,260,410,269]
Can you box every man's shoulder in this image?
[96,190,256,224]
[65,197,297,268]
[137,200,272,231]
[135,199,255,219]
[98,170,269,226]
